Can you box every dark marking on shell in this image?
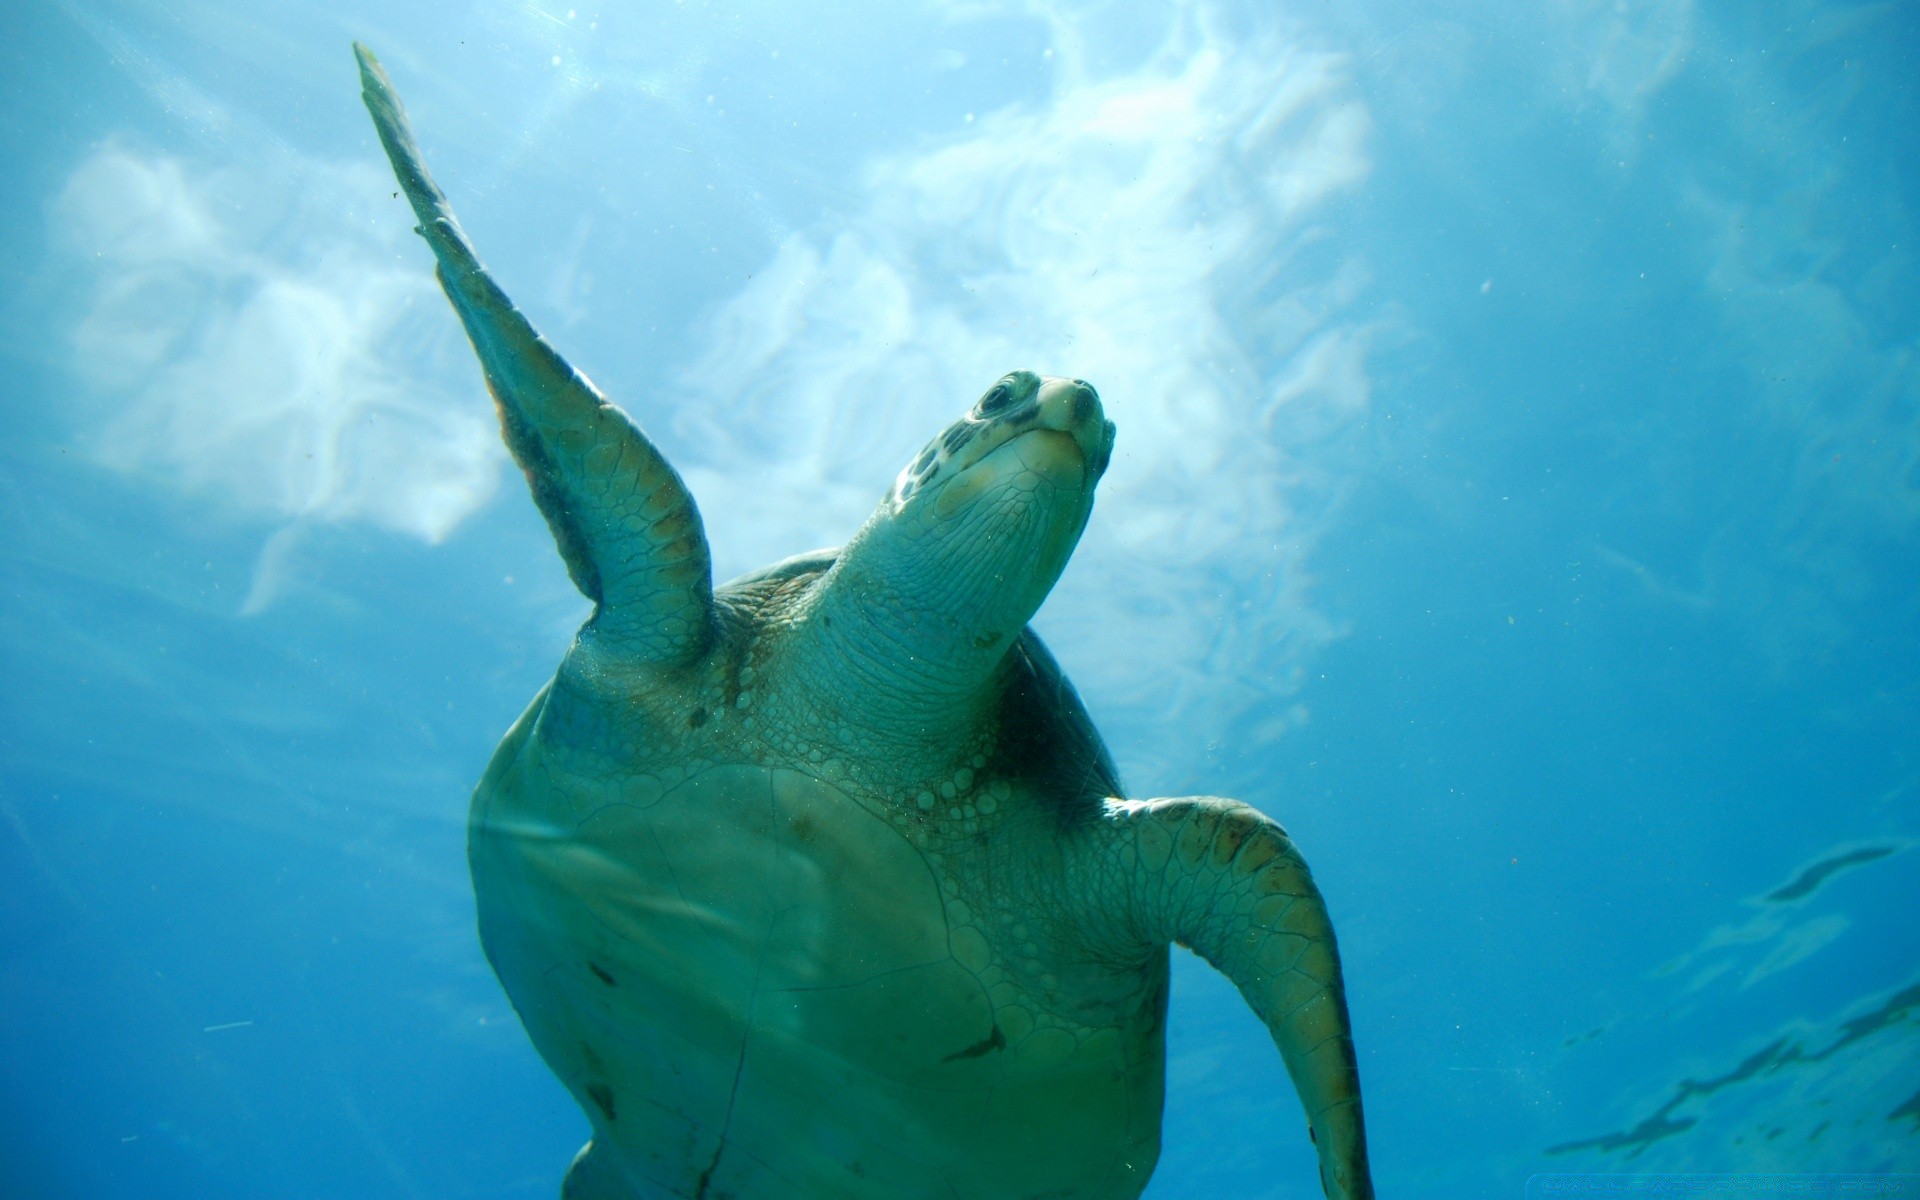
[589,962,616,986]
[586,1082,616,1122]
[941,1023,1007,1062]
[688,707,708,728]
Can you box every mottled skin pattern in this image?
[356,43,1374,1200]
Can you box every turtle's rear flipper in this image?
[354,43,713,665]
[1079,797,1375,1200]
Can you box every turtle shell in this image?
[466,559,1160,1199]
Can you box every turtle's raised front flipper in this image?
[1080,797,1374,1200]
[354,43,713,663]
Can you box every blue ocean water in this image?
[2,0,1916,1196]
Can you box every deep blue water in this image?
[3,1,1917,1197]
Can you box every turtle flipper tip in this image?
[352,42,387,101]
[352,43,471,261]
[353,41,403,123]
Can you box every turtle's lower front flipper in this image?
[354,43,713,663]
[1080,797,1374,1200]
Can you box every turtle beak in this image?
[1030,377,1115,479]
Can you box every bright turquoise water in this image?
[2,2,1916,1197]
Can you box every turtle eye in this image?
[975,381,1016,417]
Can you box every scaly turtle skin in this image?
[356,43,1374,1200]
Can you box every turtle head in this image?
[882,370,1115,616]
[807,371,1115,723]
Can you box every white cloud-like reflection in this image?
[47,6,1376,773]
[51,142,502,546]
[676,13,1376,778]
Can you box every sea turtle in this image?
[355,43,1374,1200]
